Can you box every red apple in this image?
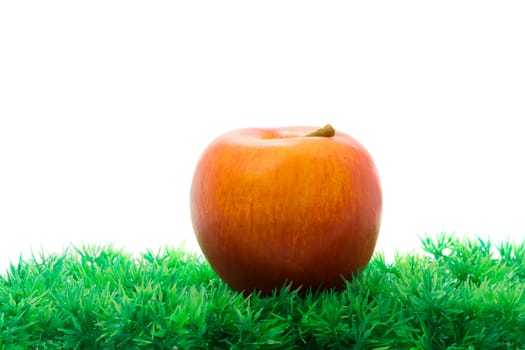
[190,124,382,294]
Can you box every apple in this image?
[190,124,382,294]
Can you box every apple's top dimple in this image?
[259,130,304,140]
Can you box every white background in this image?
[1,1,524,273]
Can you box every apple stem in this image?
[305,124,336,137]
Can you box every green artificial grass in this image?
[1,234,524,349]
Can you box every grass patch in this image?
[1,234,524,349]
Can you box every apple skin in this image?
[190,126,382,294]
